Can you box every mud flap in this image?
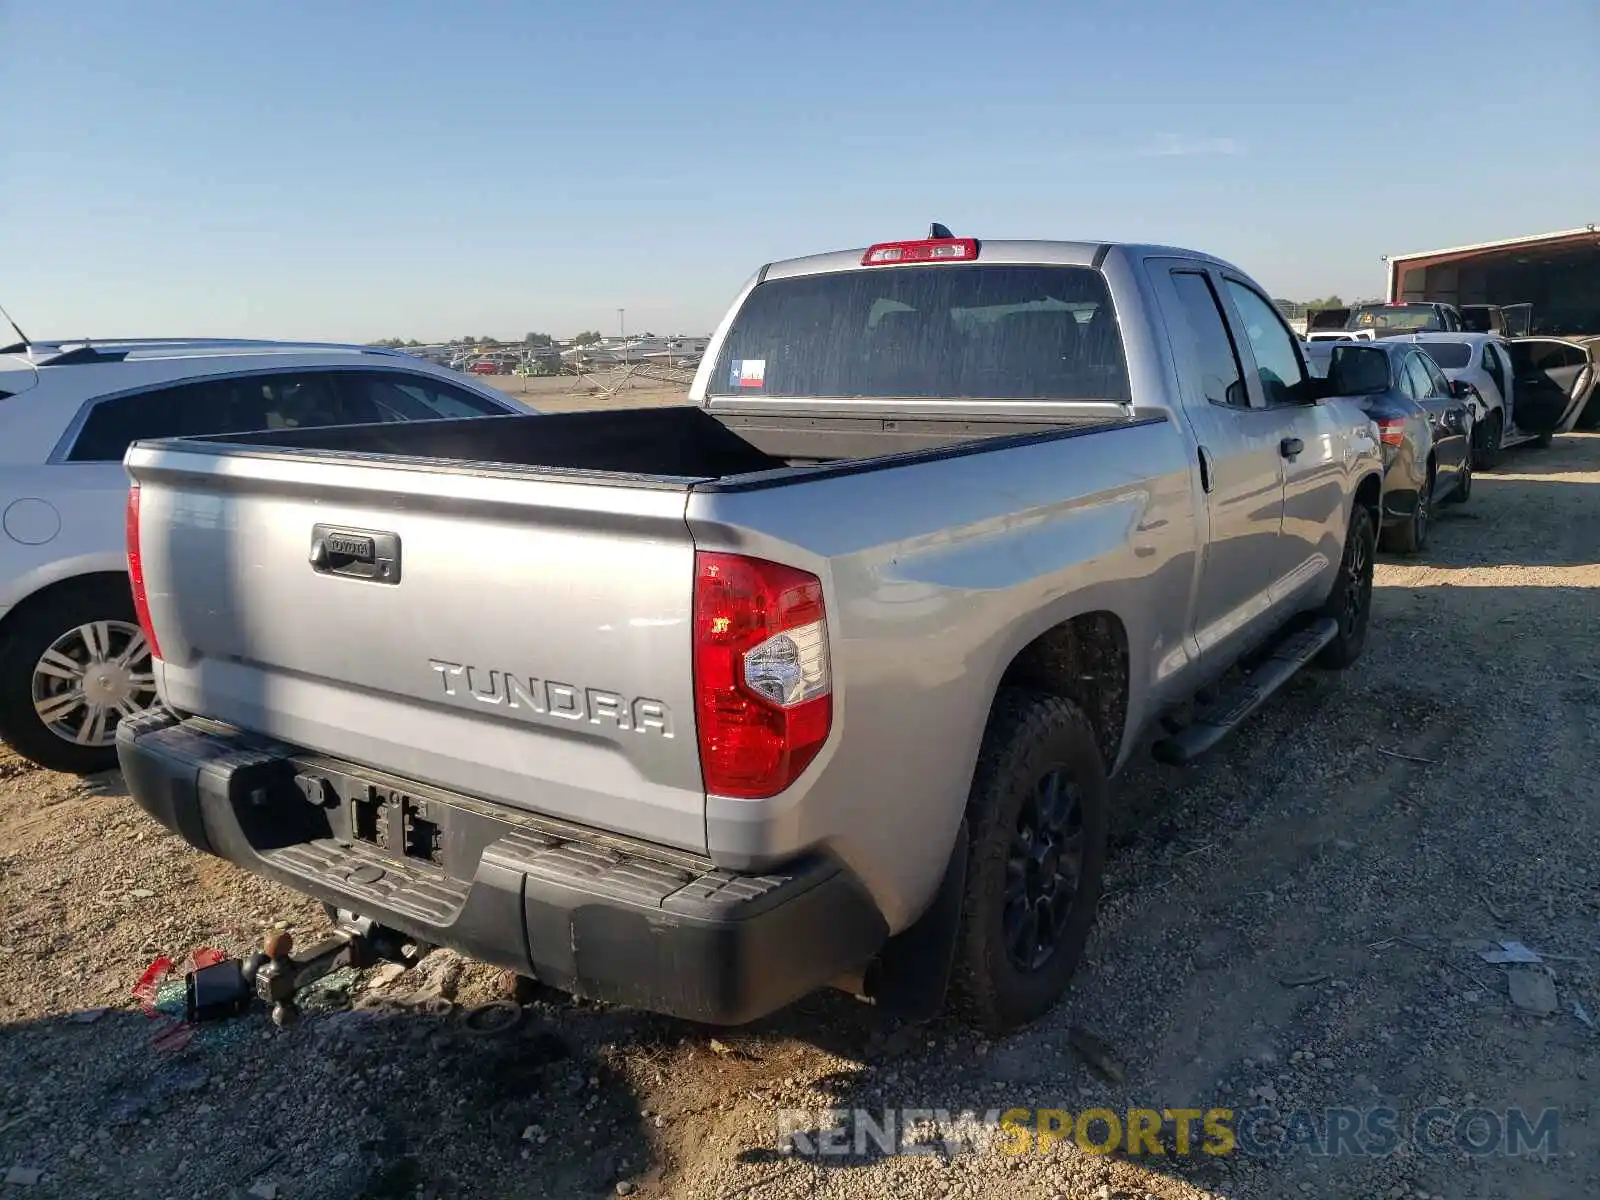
[866,820,968,1022]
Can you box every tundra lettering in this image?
[426,658,673,736]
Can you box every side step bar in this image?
[1152,617,1338,766]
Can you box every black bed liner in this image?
[184,403,1153,491]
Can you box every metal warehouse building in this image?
[1386,224,1600,336]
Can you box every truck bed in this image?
[193,404,1129,487]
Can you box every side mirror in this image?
[1449,379,1472,400]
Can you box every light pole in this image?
[618,308,627,366]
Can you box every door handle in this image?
[1279,437,1304,458]
[1196,445,1214,494]
[310,524,402,584]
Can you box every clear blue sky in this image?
[2,0,1595,342]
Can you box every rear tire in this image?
[0,578,157,775]
[1475,411,1503,469]
[1314,503,1376,670]
[1381,470,1431,555]
[948,689,1108,1033]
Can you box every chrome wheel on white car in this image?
[32,620,155,749]
[0,577,158,774]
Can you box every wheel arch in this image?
[0,569,134,636]
[994,610,1130,770]
[1354,472,1382,528]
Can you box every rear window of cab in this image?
[711,264,1130,401]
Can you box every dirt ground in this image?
[482,369,689,413]
[1,432,1596,1200]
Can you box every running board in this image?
[1152,618,1338,766]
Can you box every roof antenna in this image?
[0,299,30,350]
[929,222,954,240]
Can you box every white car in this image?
[1399,332,1597,466]
[0,337,532,773]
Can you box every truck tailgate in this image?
[126,445,708,853]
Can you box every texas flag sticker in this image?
[728,358,766,389]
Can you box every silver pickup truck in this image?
[119,233,1383,1031]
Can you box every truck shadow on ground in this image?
[1387,473,1599,568]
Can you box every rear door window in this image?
[1483,343,1508,395]
[1419,354,1451,397]
[1401,354,1434,400]
[67,381,211,461]
[192,372,381,430]
[710,264,1129,400]
[336,371,507,419]
[1167,271,1250,408]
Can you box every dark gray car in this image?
[1309,341,1474,554]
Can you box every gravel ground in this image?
[2,432,1597,1200]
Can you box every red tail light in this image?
[125,484,162,660]
[861,237,979,266]
[1374,416,1407,447]
[692,552,832,799]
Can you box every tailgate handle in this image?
[310,524,401,584]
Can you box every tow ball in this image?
[178,904,433,1027]
[250,928,383,1027]
[186,923,415,1027]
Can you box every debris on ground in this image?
[706,1036,758,1061]
[1574,1000,1596,1031]
[2,1167,42,1186]
[1280,972,1331,987]
[460,1000,522,1035]
[1506,967,1560,1015]
[1478,940,1543,964]
[365,962,408,991]
[1066,1026,1126,1083]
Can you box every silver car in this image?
[0,338,529,773]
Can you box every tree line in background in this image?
[1273,295,1347,316]
[366,330,607,349]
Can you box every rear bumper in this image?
[116,710,888,1024]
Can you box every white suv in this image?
[0,337,531,774]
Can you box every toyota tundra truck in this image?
[118,232,1384,1032]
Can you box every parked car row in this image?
[1301,302,1596,462]
[3,233,1591,1036]
[1299,328,1597,553]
